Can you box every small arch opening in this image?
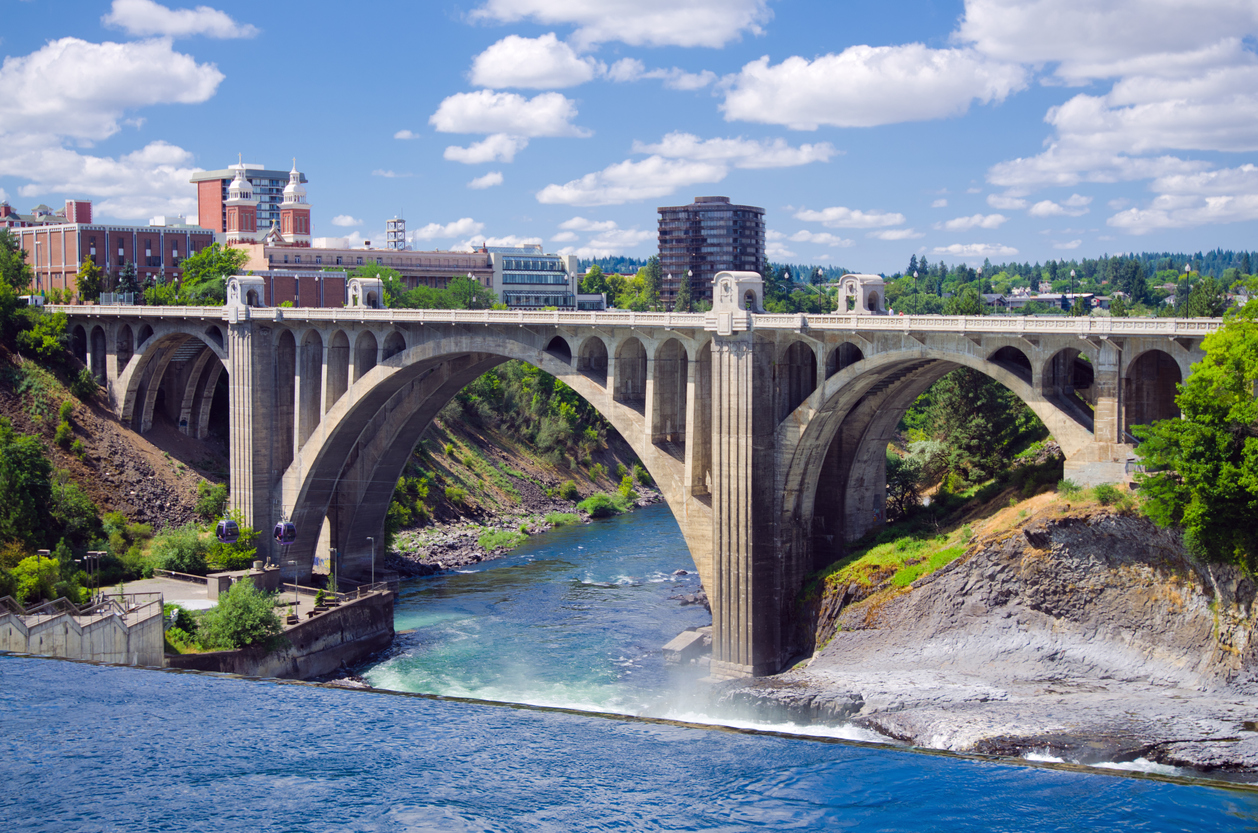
[545,336,572,364]
[614,337,647,413]
[137,324,154,348]
[1125,349,1181,436]
[988,346,1033,386]
[204,325,224,349]
[382,331,406,361]
[577,336,609,386]
[826,342,864,378]
[779,341,817,421]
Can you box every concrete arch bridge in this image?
[53,274,1220,677]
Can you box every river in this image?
[2,504,1257,830]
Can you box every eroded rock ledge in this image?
[720,512,1258,777]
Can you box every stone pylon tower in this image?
[279,160,311,246]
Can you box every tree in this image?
[0,418,54,549]
[944,285,984,316]
[0,230,33,291]
[1070,295,1090,317]
[1186,276,1227,318]
[1110,295,1129,318]
[447,275,497,310]
[1134,307,1258,571]
[179,244,249,303]
[641,256,662,311]
[75,258,103,303]
[673,269,693,312]
[197,577,282,649]
[117,261,141,297]
[925,369,1046,487]
[580,264,608,295]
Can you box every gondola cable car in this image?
[215,518,240,545]
[273,521,297,545]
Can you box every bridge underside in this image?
[59,302,1207,678]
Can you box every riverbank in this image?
[717,500,1258,778]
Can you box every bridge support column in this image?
[709,332,782,678]
[227,317,282,562]
[1063,339,1132,487]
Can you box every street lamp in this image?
[32,239,41,292]
[1182,263,1191,317]
[913,271,918,315]
[367,536,375,586]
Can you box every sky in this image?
[2,0,1257,274]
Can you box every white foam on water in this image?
[1094,758,1184,776]
[661,710,892,743]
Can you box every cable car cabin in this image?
[273,522,297,545]
[215,519,240,545]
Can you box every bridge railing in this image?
[47,304,1223,338]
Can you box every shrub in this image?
[633,462,651,486]
[444,443,455,456]
[69,368,98,401]
[1056,479,1082,498]
[445,486,467,505]
[577,492,622,518]
[615,463,628,480]
[478,528,526,552]
[58,400,74,423]
[148,523,209,575]
[162,603,198,633]
[544,512,580,527]
[617,475,638,503]
[197,578,282,650]
[12,555,59,604]
[589,462,606,481]
[70,438,84,459]
[1093,483,1122,506]
[195,481,229,520]
[557,480,579,501]
[54,420,72,449]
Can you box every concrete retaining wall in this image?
[166,590,393,679]
[0,605,165,667]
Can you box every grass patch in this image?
[461,446,521,500]
[812,524,973,601]
[478,528,527,552]
[890,545,965,587]
[577,491,635,518]
[544,512,580,527]
[7,363,62,423]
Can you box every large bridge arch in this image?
[116,328,228,432]
[776,345,1096,580]
[277,328,711,588]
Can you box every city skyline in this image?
[2,0,1256,273]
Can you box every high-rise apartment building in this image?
[657,196,765,306]
[190,160,308,235]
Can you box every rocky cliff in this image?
[719,507,1258,776]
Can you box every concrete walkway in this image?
[100,576,343,624]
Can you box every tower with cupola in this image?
[279,159,311,247]
[223,158,258,244]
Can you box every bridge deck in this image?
[49,305,1222,337]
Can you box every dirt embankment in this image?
[720,505,1258,777]
[0,353,223,530]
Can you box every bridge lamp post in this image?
[1181,263,1191,317]
[913,271,918,315]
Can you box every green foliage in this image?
[58,399,74,423]
[69,368,98,401]
[179,244,249,304]
[50,470,100,548]
[1186,276,1228,318]
[557,480,579,501]
[615,462,628,480]
[0,418,55,548]
[589,462,606,481]
[1057,479,1083,498]
[580,264,608,296]
[207,517,258,572]
[75,258,103,302]
[885,451,923,521]
[163,602,198,633]
[617,475,638,503]
[0,229,33,291]
[544,512,580,527]
[384,473,432,547]
[12,554,59,604]
[1093,483,1122,506]
[54,420,72,449]
[1109,295,1129,318]
[478,528,526,552]
[195,481,229,520]
[633,462,651,486]
[1134,310,1258,570]
[15,310,69,366]
[944,285,985,316]
[577,492,625,518]
[148,523,209,575]
[197,578,282,650]
[445,485,467,505]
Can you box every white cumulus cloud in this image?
[371,169,412,178]
[932,242,1019,258]
[721,45,1027,130]
[788,230,854,247]
[444,134,530,164]
[932,198,948,208]
[536,157,727,206]
[559,216,619,232]
[1028,194,1091,217]
[794,206,906,228]
[430,90,589,137]
[469,0,772,49]
[0,37,223,143]
[936,213,1008,231]
[470,33,601,89]
[1053,239,1084,250]
[394,129,419,140]
[987,192,1028,210]
[631,132,836,169]
[102,0,258,39]
[868,228,925,240]
[468,171,504,189]
[413,218,487,240]
[331,215,362,227]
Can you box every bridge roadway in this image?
[51,275,1220,678]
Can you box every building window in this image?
[336,257,342,266]
[315,256,322,265]
[294,255,301,264]
[356,257,363,265]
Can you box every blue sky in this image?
[3,0,1257,273]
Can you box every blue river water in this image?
[3,505,1257,830]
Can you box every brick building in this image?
[3,199,214,296]
[657,196,765,305]
[190,160,307,235]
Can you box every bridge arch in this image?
[71,324,88,366]
[279,329,705,587]
[577,335,609,386]
[613,336,647,411]
[1124,347,1182,433]
[778,340,817,422]
[325,330,350,413]
[653,337,688,445]
[777,346,1095,575]
[116,326,229,433]
[353,330,378,381]
[826,342,864,379]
